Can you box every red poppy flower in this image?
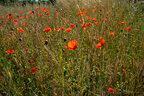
[93,9,96,13]
[102,18,106,21]
[126,27,132,31]
[65,40,77,50]
[3,20,6,23]
[6,49,15,54]
[0,17,4,20]
[17,27,24,33]
[80,19,84,22]
[6,14,9,17]
[21,16,29,19]
[43,28,52,32]
[86,22,92,26]
[99,36,103,41]
[100,39,105,45]
[110,32,115,36]
[77,12,81,15]
[29,11,34,14]
[45,10,49,13]
[27,67,38,74]
[60,27,65,30]
[81,12,86,16]
[36,7,39,9]
[25,48,28,52]
[95,22,100,25]
[95,43,102,48]
[0,26,3,28]
[86,16,91,20]
[42,8,46,11]
[35,12,39,15]
[40,14,44,16]
[23,23,27,26]
[81,23,86,28]
[108,88,116,92]
[31,67,38,73]
[95,39,105,48]
[55,13,59,17]
[66,28,72,32]
[92,18,97,21]
[70,24,76,28]
[14,19,18,22]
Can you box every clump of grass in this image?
[0,0,144,95]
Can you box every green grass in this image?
[0,0,144,96]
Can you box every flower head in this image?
[60,27,65,30]
[55,13,59,17]
[110,32,115,36]
[65,40,77,50]
[92,18,97,21]
[0,26,3,28]
[108,88,116,92]
[6,49,15,54]
[99,36,103,41]
[17,27,24,33]
[70,24,76,28]
[42,8,46,11]
[95,39,105,48]
[31,67,38,73]
[23,23,27,26]
[126,27,132,31]
[95,22,100,25]
[66,28,72,32]
[93,9,96,13]
[29,11,34,14]
[44,28,52,32]
[27,67,38,74]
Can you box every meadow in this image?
[0,0,144,95]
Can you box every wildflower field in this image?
[0,0,144,95]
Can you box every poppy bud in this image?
[19,38,22,41]
[10,32,13,35]
[64,38,67,42]
[9,14,12,16]
[44,40,48,45]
